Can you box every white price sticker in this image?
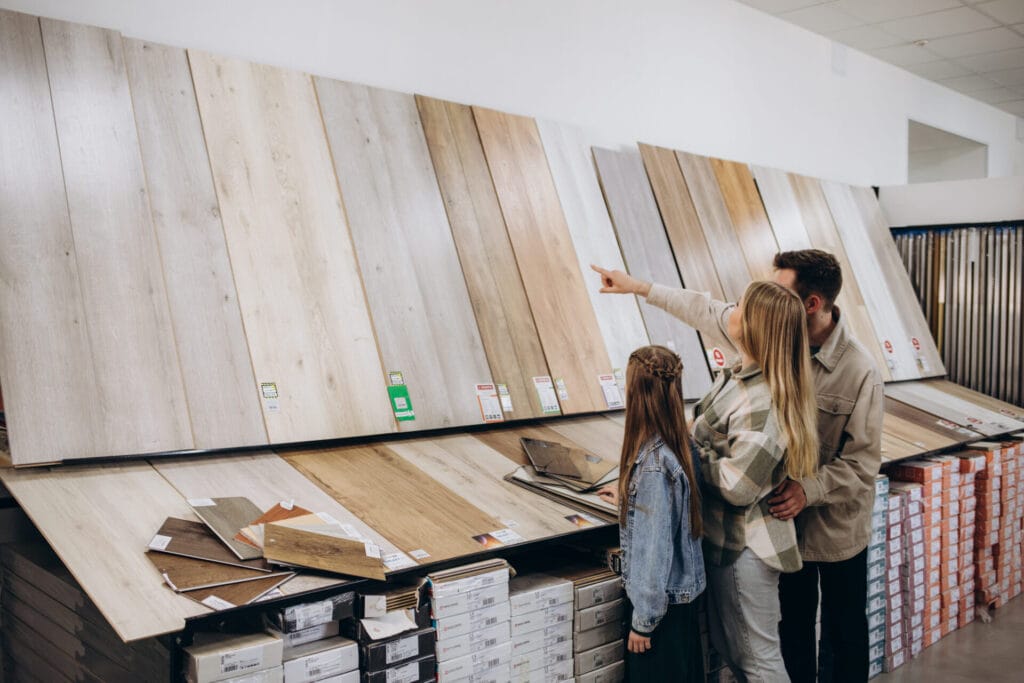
[497,384,513,413]
[203,596,236,611]
[148,534,172,551]
[386,633,420,664]
[187,498,216,508]
[260,382,280,412]
[218,648,261,675]
[409,548,430,559]
[598,374,624,409]
[475,383,504,423]
[383,552,418,570]
[490,527,525,545]
[386,660,420,683]
[292,600,335,631]
[364,541,382,559]
[555,377,569,401]
[533,376,561,414]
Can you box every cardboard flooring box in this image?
[510,600,572,635]
[282,636,358,683]
[574,621,625,653]
[432,582,509,620]
[509,574,573,616]
[186,633,284,683]
[266,592,355,632]
[360,654,434,683]
[435,621,509,662]
[361,627,435,671]
[575,659,625,683]
[434,601,511,640]
[435,641,512,682]
[574,639,624,676]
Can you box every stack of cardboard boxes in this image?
[994,439,1022,603]
[890,479,925,667]
[548,565,626,683]
[866,474,891,678]
[508,573,574,682]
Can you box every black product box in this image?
[266,591,356,632]
[360,627,435,672]
[360,654,435,683]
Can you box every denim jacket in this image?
[620,436,706,635]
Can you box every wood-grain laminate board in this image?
[592,147,712,399]
[882,412,957,454]
[788,174,892,381]
[182,572,293,609]
[849,185,945,378]
[188,497,263,561]
[285,445,503,561]
[884,397,982,443]
[930,379,1024,423]
[415,95,552,419]
[0,10,102,464]
[316,80,492,430]
[749,165,813,252]
[471,422,599,469]
[149,517,270,570]
[40,18,193,460]
[884,382,1024,437]
[711,158,779,281]
[537,120,650,374]
[675,151,751,301]
[144,552,277,592]
[544,415,625,465]
[474,106,611,413]
[123,39,267,449]
[189,50,394,442]
[150,451,413,568]
[387,435,584,541]
[881,431,926,464]
[0,462,209,641]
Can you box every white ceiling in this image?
[738,0,1024,116]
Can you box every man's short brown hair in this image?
[772,249,842,309]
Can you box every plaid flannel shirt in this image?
[692,363,803,573]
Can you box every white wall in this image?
[880,176,1024,227]
[909,146,988,184]
[3,0,1022,186]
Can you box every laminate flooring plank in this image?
[0,10,101,464]
[885,397,982,443]
[182,573,293,609]
[188,497,264,561]
[388,435,584,541]
[789,174,892,381]
[474,106,611,413]
[471,422,600,469]
[850,186,946,378]
[592,147,711,399]
[749,165,813,252]
[150,452,412,567]
[884,382,1024,436]
[40,18,193,459]
[149,517,270,570]
[189,50,394,442]
[0,462,209,641]
[931,379,1024,422]
[881,432,925,464]
[711,158,779,281]
[284,446,502,561]
[415,95,552,419]
[882,412,956,454]
[123,39,267,449]
[316,80,492,430]
[144,552,275,591]
[537,120,650,374]
[544,416,624,465]
[675,151,751,300]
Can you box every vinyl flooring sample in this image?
[316,80,493,430]
[474,106,611,413]
[189,50,394,442]
[711,158,779,281]
[592,147,712,399]
[880,432,927,464]
[123,38,267,449]
[416,95,553,419]
[40,18,193,459]
[148,518,270,571]
[884,397,982,443]
[188,497,264,561]
[182,572,293,609]
[0,10,101,464]
[145,552,278,592]
[885,381,1024,437]
[930,379,1024,423]
[537,120,649,374]
[881,411,956,454]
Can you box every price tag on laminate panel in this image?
[202,595,237,611]
[475,383,504,423]
[386,633,420,665]
[383,552,417,570]
[911,337,931,373]
[188,498,216,508]
[316,512,341,526]
[881,341,897,371]
[613,367,626,393]
[598,374,624,409]
[260,382,280,413]
[707,347,727,370]
[387,379,415,422]
[219,647,261,675]
[256,588,284,602]
[280,499,294,510]
[148,534,172,551]
[555,378,569,401]
[385,660,420,683]
[489,527,525,545]
[364,541,382,559]
[409,548,430,560]
[497,384,513,413]
[533,376,561,414]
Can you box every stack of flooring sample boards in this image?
[547,565,628,682]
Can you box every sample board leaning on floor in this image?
[190,51,395,443]
[317,80,494,430]
[474,106,612,414]
[124,39,268,450]
[592,147,712,399]
[416,95,554,419]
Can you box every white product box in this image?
[574,577,624,611]
[574,639,625,675]
[509,574,573,616]
[511,658,574,683]
[575,659,625,683]
[510,640,573,674]
[221,666,282,683]
[511,622,573,656]
[574,621,625,653]
[266,621,340,654]
[430,568,510,601]
[511,600,573,635]
[435,621,511,662]
[435,602,512,641]
[186,633,284,683]
[574,598,625,632]
[435,641,512,682]
[281,636,358,683]
[432,582,509,619]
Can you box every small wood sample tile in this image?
[145,552,279,592]
[930,379,1024,423]
[149,517,269,571]
[182,572,294,610]
[188,497,264,561]
[263,524,386,580]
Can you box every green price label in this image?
[387,384,415,421]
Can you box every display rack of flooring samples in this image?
[415,95,555,419]
[591,147,712,399]
[474,106,613,414]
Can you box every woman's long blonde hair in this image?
[739,281,819,480]
[617,345,702,537]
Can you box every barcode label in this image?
[218,649,261,675]
[482,597,495,607]
[386,661,419,683]
[484,638,497,648]
[202,595,235,611]
[386,634,419,664]
[484,616,497,627]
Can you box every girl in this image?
[694,280,819,683]
[597,345,705,682]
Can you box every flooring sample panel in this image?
[849,185,945,378]
[182,572,293,609]
[151,451,412,566]
[749,165,813,252]
[316,80,492,430]
[931,379,1024,423]
[388,435,584,540]
[148,517,269,570]
[285,445,502,561]
[545,415,625,465]
[474,106,612,413]
[189,50,394,442]
[416,95,552,419]
[472,422,597,469]
[0,462,209,641]
[592,147,711,399]
[188,497,264,561]
[145,552,277,592]
[262,523,387,580]
[0,10,102,464]
[711,158,779,281]
[886,382,1024,437]
[882,412,956,454]
[40,18,193,460]
[675,151,751,301]
[884,397,982,443]
[537,120,650,374]
[880,432,925,464]
[123,39,267,450]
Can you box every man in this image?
[592,249,883,682]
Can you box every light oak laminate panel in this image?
[474,106,611,413]
[416,95,551,418]
[123,39,267,449]
[885,382,1024,437]
[0,10,101,464]
[930,379,1024,423]
[538,120,650,373]
[190,50,394,442]
[41,18,193,458]
[749,165,813,252]
[711,158,779,281]
[592,147,711,398]
[882,412,956,454]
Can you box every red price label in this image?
[884,340,894,354]
[912,337,920,350]
[712,348,726,367]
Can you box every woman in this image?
[597,345,705,682]
[695,280,818,683]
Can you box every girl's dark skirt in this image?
[626,600,704,682]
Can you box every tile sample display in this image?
[537,120,650,375]
[148,517,270,571]
[316,80,493,431]
[188,497,264,561]
[416,95,553,419]
[189,50,394,442]
[474,106,612,414]
[123,38,267,449]
[711,158,779,281]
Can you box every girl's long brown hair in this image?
[617,345,702,537]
